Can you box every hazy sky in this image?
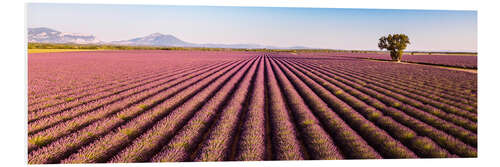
[27,3,477,51]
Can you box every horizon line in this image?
[27,26,477,52]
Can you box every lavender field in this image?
[28,50,477,164]
[295,52,477,68]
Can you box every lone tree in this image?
[378,34,410,62]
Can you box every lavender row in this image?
[338,67,477,111]
[311,63,478,132]
[261,56,305,160]
[276,58,452,158]
[28,52,163,100]
[28,61,230,136]
[298,61,477,146]
[192,57,261,161]
[29,69,153,106]
[294,58,476,108]
[268,57,344,160]
[297,52,477,69]
[28,62,212,117]
[291,60,477,155]
[329,66,478,121]
[234,57,267,161]
[293,60,477,128]
[28,67,147,102]
[27,60,242,154]
[28,64,174,107]
[28,50,254,104]
[28,59,250,164]
[150,57,259,162]
[99,57,256,163]
[272,58,385,158]
[291,56,477,102]
[337,60,477,102]
[271,58,418,158]
[29,63,207,111]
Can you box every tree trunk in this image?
[390,50,403,62]
[396,50,403,62]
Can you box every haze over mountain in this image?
[110,33,191,47]
[28,27,102,44]
[109,32,299,49]
[28,27,310,49]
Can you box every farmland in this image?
[295,52,477,69]
[28,50,477,164]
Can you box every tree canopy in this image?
[378,34,410,62]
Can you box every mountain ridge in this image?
[28,27,310,49]
[28,27,102,44]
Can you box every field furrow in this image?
[28,59,248,164]
[276,58,453,158]
[27,60,239,152]
[329,66,477,122]
[191,56,260,161]
[323,60,477,104]
[268,57,344,160]
[288,60,477,156]
[28,50,477,164]
[150,57,259,162]
[292,60,478,138]
[28,62,230,135]
[262,56,306,160]
[28,63,210,110]
[105,57,257,163]
[271,57,417,158]
[28,63,218,119]
[235,56,267,161]
[307,63,478,143]
[29,69,153,106]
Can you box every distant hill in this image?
[110,32,297,49]
[110,33,193,47]
[27,27,310,49]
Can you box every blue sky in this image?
[27,3,477,51]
